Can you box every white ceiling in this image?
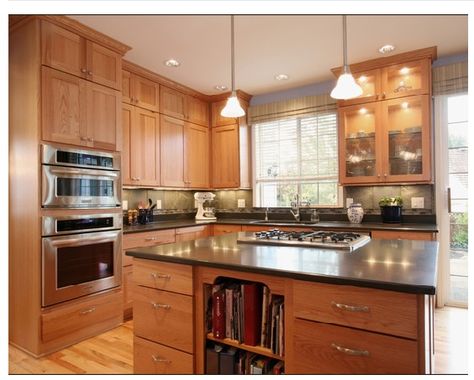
[71,15,467,96]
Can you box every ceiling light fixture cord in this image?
[342,15,348,72]
[231,14,235,92]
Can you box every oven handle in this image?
[48,166,119,178]
[44,230,121,248]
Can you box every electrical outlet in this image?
[411,197,424,209]
[237,199,246,208]
[156,200,162,209]
[346,198,354,208]
[122,200,128,211]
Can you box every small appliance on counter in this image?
[194,192,217,221]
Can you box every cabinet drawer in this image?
[175,225,210,242]
[371,230,435,241]
[212,224,242,236]
[292,318,418,374]
[134,336,193,374]
[134,286,194,353]
[133,258,193,295]
[293,281,418,339]
[123,229,176,250]
[41,290,122,343]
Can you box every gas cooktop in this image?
[237,229,371,251]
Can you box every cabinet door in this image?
[160,86,186,120]
[42,66,88,147]
[122,265,133,320]
[131,108,160,186]
[338,103,383,185]
[339,68,382,107]
[211,124,240,188]
[122,70,132,104]
[371,230,435,241]
[86,41,122,90]
[176,225,210,242]
[184,123,209,188]
[122,104,133,185]
[160,115,185,187]
[41,21,86,78]
[86,82,121,151]
[382,95,431,182]
[382,59,430,99]
[187,96,209,126]
[211,99,237,127]
[132,74,160,112]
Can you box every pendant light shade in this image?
[221,15,245,118]
[330,15,363,100]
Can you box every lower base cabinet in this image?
[292,318,418,374]
[122,265,134,320]
[134,336,194,374]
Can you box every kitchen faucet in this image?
[290,194,309,222]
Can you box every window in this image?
[253,112,340,207]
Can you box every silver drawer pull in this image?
[145,237,157,241]
[331,301,369,313]
[79,307,96,315]
[151,302,171,310]
[150,272,171,280]
[152,355,171,363]
[331,343,369,357]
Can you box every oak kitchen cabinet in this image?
[42,66,121,151]
[122,70,160,112]
[211,99,238,127]
[184,123,210,188]
[122,104,160,186]
[160,86,187,120]
[187,95,210,127]
[42,20,122,90]
[160,115,185,187]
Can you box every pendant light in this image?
[330,15,363,100]
[221,15,245,118]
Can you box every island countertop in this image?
[125,232,438,295]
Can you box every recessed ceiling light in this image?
[214,85,228,91]
[378,44,395,54]
[164,59,180,67]
[274,74,289,81]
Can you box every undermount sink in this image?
[249,220,320,226]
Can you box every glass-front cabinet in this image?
[339,95,431,185]
[339,68,382,106]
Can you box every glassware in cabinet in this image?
[382,59,430,100]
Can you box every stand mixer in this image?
[194,192,217,221]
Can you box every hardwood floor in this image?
[9,307,468,374]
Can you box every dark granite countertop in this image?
[123,218,438,234]
[126,232,438,295]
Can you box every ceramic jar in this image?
[347,203,364,224]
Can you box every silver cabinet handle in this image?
[331,301,369,313]
[384,173,387,177]
[79,306,96,315]
[331,343,369,357]
[80,136,88,141]
[87,70,93,75]
[145,237,158,241]
[152,355,171,363]
[151,302,171,310]
[151,272,171,280]
[87,137,94,142]
[80,68,87,73]
[447,187,452,213]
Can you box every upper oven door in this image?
[42,230,122,307]
[42,165,121,208]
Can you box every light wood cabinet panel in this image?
[42,66,87,147]
[160,86,186,120]
[211,124,240,188]
[133,258,193,295]
[122,104,133,185]
[160,115,185,187]
[175,225,210,242]
[86,82,121,151]
[187,95,209,126]
[134,336,194,374]
[134,286,194,353]
[130,108,160,187]
[211,99,237,127]
[371,230,435,241]
[212,224,242,236]
[123,229,176,250]
[184,123,209,188]
[41,290,122,343]
[122,70,132,103]
[339,68,382,107]
[293,280,418,339]
[132,74,160,112]
[41,21,85,78]
[122,265,133,320]
[382,59,430,100]
[291,318,418,374]
[86,40,122,90]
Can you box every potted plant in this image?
[379,196,403,223]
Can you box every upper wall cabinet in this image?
[211,99,238,127]
[184,123,209,188]
[122,71,160,112]
[160,115,185,187]
[160,86,187,120]
[42,66,121,151]
[187,96,210,127]
[41,21,122,90]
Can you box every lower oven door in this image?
[42,230,122,307]
[42,165,121,208]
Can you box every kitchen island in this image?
[126,232,438,374]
